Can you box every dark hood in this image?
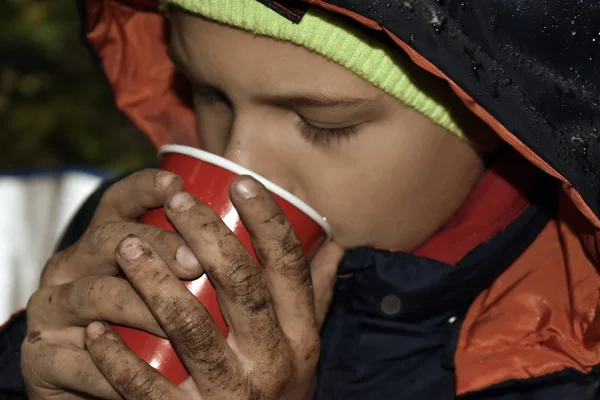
[81,0,600,226]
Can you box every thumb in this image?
[310,240,345,329]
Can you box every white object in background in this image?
[0,171,104,323]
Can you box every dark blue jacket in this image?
[2,156,600,399]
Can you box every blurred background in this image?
[1,0,155,170]
[0,0,157,321]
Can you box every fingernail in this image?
[86,321,107,341]
[119,236,144,260]
[155,171,178,191]
[168,192,194,211]
[235,178,259,199]
[176,245,200,270]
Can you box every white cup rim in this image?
[159,144,332,238]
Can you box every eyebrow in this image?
[260,91,378,109]
[168,45,378,110]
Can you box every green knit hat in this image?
[164,0,486,145]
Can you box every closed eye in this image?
[193,84,230,105]
[296,117,361,145]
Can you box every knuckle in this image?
[93,341,123,371]
[39,251,68,288]
[100,281,152,328]
[85,276,105,299]
[99,278,132,311]
[84,221,120,255]
[63,282,81,316]
[197,218,225,239]
[26,288,49,312]
[26,288,59,325]
[272,232,311,285]
[273,225,303,258]
[101,169,153,205]
[257,217,308,271]
[114,369,164,400]
[259,210,297,247]
[98,180,123,211]
[277,236,307,267]
[226,259,268,307]
[61,276,104,317]
[260,209,288,230]
[80,276,112,311]
[160,298,218,362]
[141,226,165,242]
[142,227,178,249]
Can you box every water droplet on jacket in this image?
[471,63,483,81]
[460,1,466,9]
[572,30,577,36]
[430,12,447,34]
[403,1,415,12]
[572,137,588,155]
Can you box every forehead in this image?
[168,9,379,98]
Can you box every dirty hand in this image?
[85,175,344,400]
[22,169,205,400]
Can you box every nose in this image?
[221,117,299,197]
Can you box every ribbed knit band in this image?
[165,0,468,141]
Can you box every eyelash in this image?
[193,89,361,145]
[297,118,361,145]
[194,87,230,105]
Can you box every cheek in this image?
[293,122,484,251]
[317,179,402,249]
[194,99,233,154]
[295,155,412,249]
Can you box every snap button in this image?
[381,294,402,315]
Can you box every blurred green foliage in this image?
[0,0,156,171]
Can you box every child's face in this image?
[169,10,484,251]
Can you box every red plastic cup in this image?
[112,144,331,384]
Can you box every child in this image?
[3,0,600,399]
